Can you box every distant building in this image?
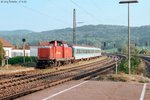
[0,38,30,58]
[0,38,15,58]
[30,45,38,57]
[12,44,30,57]
[30,41,50,57]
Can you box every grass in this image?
[98,73,149,83]
[0,65,26,70]
[103,46,150,54]
[103,48,118,53]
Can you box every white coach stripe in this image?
[140,83,147,100]
[42,81,88,100]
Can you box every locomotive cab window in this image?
[57,42,63,46]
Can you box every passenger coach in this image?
[72,46,101,60]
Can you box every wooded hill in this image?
[0,24,150,49]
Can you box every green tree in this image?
[0,41,5,66]
[121,45,128,54]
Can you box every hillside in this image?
[0,25,150,49]
[0,30,33,46]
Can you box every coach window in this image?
[82,49,83,53]
[79,49,81,54]
[76,49,78,54]
[78,49,80,54]
[81,49,83,53]
[83,50,85,54]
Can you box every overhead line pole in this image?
[128,3,131,75]
[119,0,138,75]
[73,8,76,44]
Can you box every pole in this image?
[23,42,25,64]
[128,3,131,75]
[7,59,8,69]
[73,9,76,44]
[115,57,118,74]
[116,61,118,74]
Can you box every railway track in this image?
[0,58,108,85]
[0,57,119,100]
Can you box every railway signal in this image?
[145,41,148,47]
[22,38,26,64]
[104,42,106,47]
[135,43,137,47]
[114,44,116,48]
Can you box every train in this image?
[37,40,101,68]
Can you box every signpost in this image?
[115,57,118,74]
[5,56,9,69]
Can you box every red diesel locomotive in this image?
[37,40,73,68]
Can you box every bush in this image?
[118,56,141,74]
[139,49,148,54]
[8,56,37,65]
[22,62,37,67]
[118,59,128,74]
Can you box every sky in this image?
[0,0,149,32]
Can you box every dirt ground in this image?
[0,65,35,75]
[0,56,108,75]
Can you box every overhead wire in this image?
[16,3,70,26]
[70,0,102,23]
[45,0,85,27]
[91,0,104,13]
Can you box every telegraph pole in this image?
[73,8,76,44]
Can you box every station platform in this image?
[16,80,149,100]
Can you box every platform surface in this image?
[16,80,149,100]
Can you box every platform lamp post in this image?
[22,38,26,64]
[119,0,138,75]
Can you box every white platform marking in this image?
[140,83,147,100]
[42,81,88,100]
